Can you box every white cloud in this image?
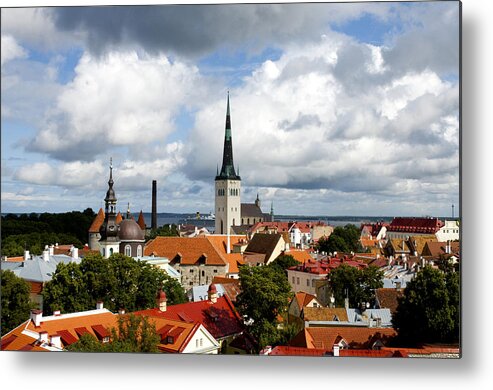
[28,51,203,161]
[1,35,27,65]
[183,29,459,215]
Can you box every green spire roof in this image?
[216,92,241,181]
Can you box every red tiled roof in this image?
[422,241,460,257]
[91,324,110,339]
[285,250,312,264]
[388,217,443,234]
[294,292,318,308]
[290,327,397,349]
[5,256,24,262]
[88,208,105,233]
[144,237,227,266]
[57,329,78,345]
[137,211,146,230]
[135,295,244,340]
[268,346,329,356]
[288,255,368,275]
[375,288,403,315]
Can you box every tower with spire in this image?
[99,157,121,258]
[215,93,241,234]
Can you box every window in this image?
[201,270,205,277]
[103,336,109,343]
[306,279,310,287]
[190,269,194,273]
[297,277,300,285]
[125,245,131,257]
[200,338,203,347]
[109,248,113,255]
[137,245,142,257]
[292,276,295,283]
[213,269,217,273]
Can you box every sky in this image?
[0,1,460,217]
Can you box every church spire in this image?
[104,157,117,214]
[216,92,240,181]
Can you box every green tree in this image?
[148,224,179,240]
[235,265,293,350]
[66,314,159,353]
[328,264,383,308]
[42,253,187,315]
[317,224,363,254]
[392,266,460,346]
[1,270,35,335]
[270,254,299,275]
[42,262,91,314]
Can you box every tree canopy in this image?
[316,224,365,254]
[269,254,299,275]
[328,264,384,308]
[66,314,159,353]
[235,264,293,350]
[392,266,460,346]
[42,253,187,315]
[1,270,35,335]
[1,209,96,256]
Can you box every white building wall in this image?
[287,269,327,296]
[181,325,220,354]
[436,220,460,242]
[215,179,241,234]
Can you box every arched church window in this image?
[125,245,131,257]
[137,245,142,257]
[109,248,114,255]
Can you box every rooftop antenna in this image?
[452,204,455,219]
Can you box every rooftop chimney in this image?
[38,331,49,344]
[227,229,231,254]
[24,250,30,261]
[156,290,167,312]
[71,246,79,259]
[31,310,42,327]
[333,344,340,357]
[50,334,62,349]
[344,297,349,310]
[53,310,61,316]
[42,249,49,262]
[151,180,157,230]
[49,245,54,256]
[96,301,104,310]
[208,284,218,304]
[118,308,125,315]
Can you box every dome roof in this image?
[119,218,144,241]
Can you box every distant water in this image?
[139,212,392,229]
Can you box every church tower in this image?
[215,93,241,234]
[99,157,121,258]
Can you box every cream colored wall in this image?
[215,179,241,234]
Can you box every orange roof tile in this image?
[205,235,247,255]
[144,237,227,266]
[5,256,24,262]
[302,307,349,322]
[294,292,318,308]
[285,250,312,264]
[290,327,397,349]
[137,211,146,230]
[88,208,105,233]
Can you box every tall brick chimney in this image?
[152,180,157,230]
